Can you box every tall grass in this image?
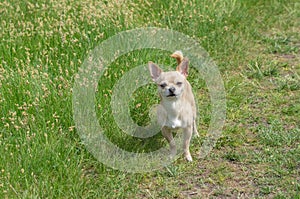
[0,0,299,198]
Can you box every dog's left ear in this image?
[176,58,189,78]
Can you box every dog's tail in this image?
[171,50,184,65]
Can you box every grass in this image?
[0,0,299,198]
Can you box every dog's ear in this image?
[148,62,162,81]
[176,58,189,78]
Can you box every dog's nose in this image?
[169,87,175,93]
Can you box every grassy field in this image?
[1,0,300,198]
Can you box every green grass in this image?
[1,0,300,198]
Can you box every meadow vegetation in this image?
[0,0,299,198]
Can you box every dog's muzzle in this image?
[167,87,176,97]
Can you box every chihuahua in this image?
[148,51,199,161]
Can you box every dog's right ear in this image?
[148,62,162,81]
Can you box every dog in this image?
[148,51,199,161]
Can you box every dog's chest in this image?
[166,116,182,129]
[162,101,184,128]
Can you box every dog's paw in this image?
[185,153,193,162]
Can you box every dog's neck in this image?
[161,96,185,129]
[161,97,183,115]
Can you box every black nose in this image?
[169,87,175,93]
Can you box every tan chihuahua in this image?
[148,51,199,161]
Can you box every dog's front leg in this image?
[162,127,176,158]
[183,125,193,161]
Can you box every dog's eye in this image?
[176,82,183,86]
[159,83,167,88]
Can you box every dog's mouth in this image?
[167,93,177,97]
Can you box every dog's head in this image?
[148,51,189,100]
